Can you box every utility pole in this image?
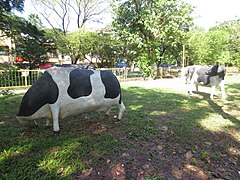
[182,45,185,68]
[181,45,185,78]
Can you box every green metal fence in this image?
[0,70,44,89]
[0,68,142,89]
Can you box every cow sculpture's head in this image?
[205,65,226,79]
[16,116,38,127]
[217,66,226,79]
[206,65,219,76]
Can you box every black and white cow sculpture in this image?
[16,67,125,133]
[186,65,226,99]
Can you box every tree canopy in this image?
[1,0,240,70]
[0,0,24,12]
[0,0,49,66]
[112,0,194,77]
[187,20,240,67]
[14,15,48,66]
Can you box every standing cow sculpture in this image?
[185,65,226,99]
[16,67,125,134]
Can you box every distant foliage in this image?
[187,20,240,67]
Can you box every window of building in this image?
[0,46,9,56]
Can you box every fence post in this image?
[21,70,29,87]
[24,75,27,87]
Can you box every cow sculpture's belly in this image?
[59,96,120,119]
[194,73,222,87]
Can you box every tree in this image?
[13,15,48,67]
[207,28,230,65]
[187,28,210,64]
[32,0,111,34]
[31,0,112,65]
[53,28,119,65]
[0,0,48,67]
[0,0,24,13]
[188,19,240,67]
[0,0,25,37]
[0,14,48,66]
[218,20,240,67]
[112,0,193,77]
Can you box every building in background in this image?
[0,30,15,64]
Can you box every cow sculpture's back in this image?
[17,67,125,133]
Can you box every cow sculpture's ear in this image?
[217,66,224,73]
[54,131,60,136]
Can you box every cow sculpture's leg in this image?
[118,102,126,120]
[188,80,194,95]
[195,84,199,93]
[45,119,51,128]
[219,80,225,99]
[50,105,60,134]
[105,107,112,116]
[210,86,216,99]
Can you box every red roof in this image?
[38,63,52,69]
[16,56,24,62]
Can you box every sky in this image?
[16,0,112,31]
[18,0,240,31]
[184,0,240,29]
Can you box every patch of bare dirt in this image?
[68,114,239,180]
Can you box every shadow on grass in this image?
[225,82,240,113]
[196,89,240,127]
[0,86,239,179]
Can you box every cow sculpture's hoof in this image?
[54,131,60,136]
[45,125,51,129]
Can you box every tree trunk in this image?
[73,57,78,64]
[71,55,79,64]
[156,61,162,78]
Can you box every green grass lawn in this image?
[0,74,239,179]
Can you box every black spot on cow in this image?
[100,70,121,99]
[67,69,94,99]
[196,65,226,85]
[206,65,219,76]
[196,66,211,85]
[17,71,59,116]
[216,66,226,79]
[205,65,226,81]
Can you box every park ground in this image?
[0,74,239,179]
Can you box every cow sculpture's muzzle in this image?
[16,116,37,127]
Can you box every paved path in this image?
[121,77,188,92]
[121,77,223,98]
[12,77,216,96]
